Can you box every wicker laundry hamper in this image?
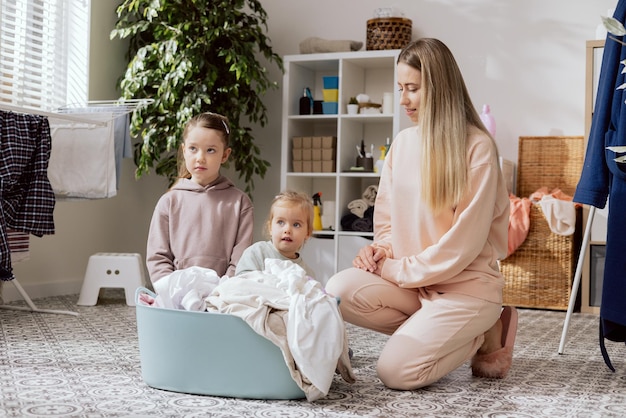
[500,136,584,310]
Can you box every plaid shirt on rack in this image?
[0,110,55,280]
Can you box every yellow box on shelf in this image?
[322,89,338,102]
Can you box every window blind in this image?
[0,0,89,110]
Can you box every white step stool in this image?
[78,253,146,307]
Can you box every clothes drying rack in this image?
[0,102,108,126]
[0,98,154,125]
[56,98,154,117]
[0,99,152,316]
[558,206,597,354]
[0,277,79,316]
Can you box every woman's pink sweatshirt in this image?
[373,126,509,303]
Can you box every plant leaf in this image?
[602,16,626,36]
[112,0,284,195]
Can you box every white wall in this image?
[261,0,616,161]
[2,0,616,302]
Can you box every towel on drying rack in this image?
[56,106,133,190]
[48,113,117,199]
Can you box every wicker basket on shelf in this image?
[500,136,584,311]
[366,18,412,50]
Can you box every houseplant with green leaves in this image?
[110,0,284,193]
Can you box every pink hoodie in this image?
[146,176,254,282]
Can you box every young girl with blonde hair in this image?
[236,190,315,278]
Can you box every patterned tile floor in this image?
[0,290,625,417]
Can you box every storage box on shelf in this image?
[322,102,338,114]
[281,50,411,284]
[292,136,336,173]
[322,89,338,102]
[323,76,339,89]
[322,78,339,114]
[500,136,584,311]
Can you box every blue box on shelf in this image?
[322,102,338,115]
[323,76,339,89]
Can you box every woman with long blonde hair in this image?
[326,38,516,390]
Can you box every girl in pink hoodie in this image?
[146,112,253,282]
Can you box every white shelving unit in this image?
[280,49,411,284]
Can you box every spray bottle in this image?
[312,192,323,231]
[299,87,313,115]
[375,145,386,173]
